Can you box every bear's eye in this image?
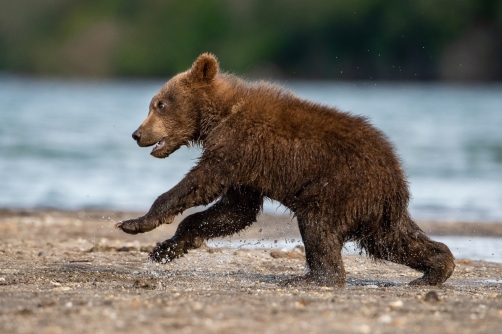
[157,101,165,109]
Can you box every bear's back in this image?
[221,76,396,164]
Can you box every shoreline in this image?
[1,207,502,238]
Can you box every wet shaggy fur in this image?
[117,53,455,287]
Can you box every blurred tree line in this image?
[0,0,501,81]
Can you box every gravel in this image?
[0,209,501,333]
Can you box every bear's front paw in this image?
[115,216,160,234]
[149,239,187,263]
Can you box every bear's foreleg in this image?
[150,186,263,262]
[116,160,229,234]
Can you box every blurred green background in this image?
[1,0,501,81]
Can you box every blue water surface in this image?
[1,76,501,222]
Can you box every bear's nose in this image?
[132,130,141,141]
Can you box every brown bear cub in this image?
[117,53,455,287]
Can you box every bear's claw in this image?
[115,217,160,234]
[115,220,141,235]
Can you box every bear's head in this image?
[132,53,220,158]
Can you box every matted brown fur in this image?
[117,53,455,287]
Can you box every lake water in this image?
[1,76,501,222]
[207,236,502,263]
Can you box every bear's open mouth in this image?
[151,138,166,153]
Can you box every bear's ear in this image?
[189,53,219,83]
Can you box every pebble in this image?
[365,284,378,289]
[389,300,403,310]
[270,250,305,260]
[359,324,371,333]
[378,314,393,324]
[424,291,440,303]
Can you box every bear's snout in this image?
[132,130,141,142]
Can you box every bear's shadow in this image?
[236,273,404,288]
[59,264,405,288]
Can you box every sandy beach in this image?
[1,208,501,333]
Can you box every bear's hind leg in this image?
[360,218,455,286]
[403,227,455,286]
[282,214,346,287]
[150,186,263,263]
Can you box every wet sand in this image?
[1,209,501,333]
